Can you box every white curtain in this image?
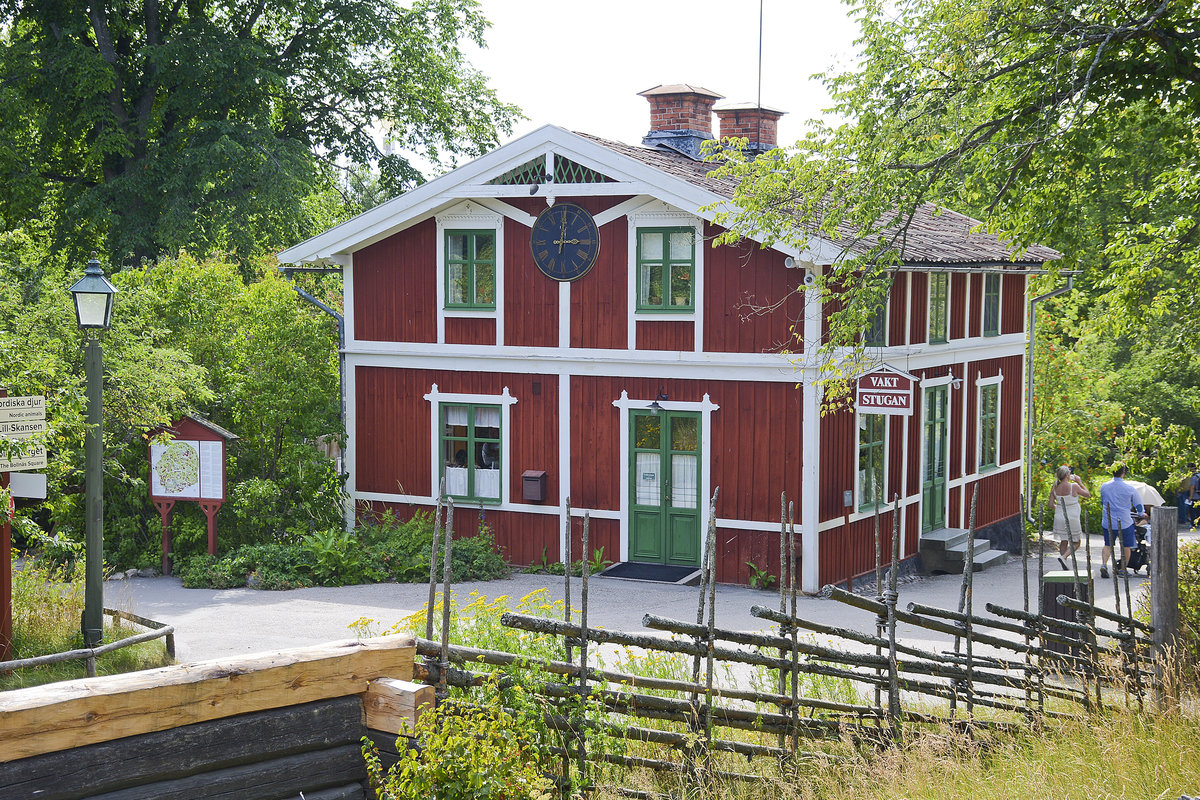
[444,406,468,427]
[635,453,660,506]
[474,406,500,429]
[444,466,468,496]
[672,455,698,509]
[476,468,500,499]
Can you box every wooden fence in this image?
[406,487,1168,798]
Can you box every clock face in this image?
[530,202,600,281]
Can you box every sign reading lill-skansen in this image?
[855,367,918,416]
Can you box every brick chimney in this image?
[638,84,724,160]
[714,103,786,155]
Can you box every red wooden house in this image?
[278,85,1058,592]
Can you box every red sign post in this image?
[855,366,918,417]
[148,415,238,575]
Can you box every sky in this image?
[465,0,861,149]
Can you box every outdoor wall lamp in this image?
[648,389,669,416]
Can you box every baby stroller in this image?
[1124,516,1151,575]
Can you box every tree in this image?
[0,0,521,264]
[708,0,1200,356]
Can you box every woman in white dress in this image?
[1052,465,1090,568]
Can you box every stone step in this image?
[969,548,1009,571]
[919,533,1008,575]
[920,527,971,552]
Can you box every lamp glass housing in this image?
[69,259,118,330]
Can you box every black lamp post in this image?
[69,255,116,649]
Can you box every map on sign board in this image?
[150,440,223,500]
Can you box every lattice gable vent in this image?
[486,153,616,186]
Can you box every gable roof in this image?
[578,132,1060,266]
[278,125,1059,268]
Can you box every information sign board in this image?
[0,395,45,423]
[150,440,224,500]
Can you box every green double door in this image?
[922,384,949,532]
[629,410,701,566]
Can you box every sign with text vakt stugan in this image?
[855,367,917,417]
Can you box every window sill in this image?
[636,309,696,318]
[444,308,498,317]
[446,495,503,506]
[977,464,998,474]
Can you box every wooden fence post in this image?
[1150,505,1179,706]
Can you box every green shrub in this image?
[1176,541,1200,674]
[363,692,554,800]
[176,510,508,589]
[360,510,509,584]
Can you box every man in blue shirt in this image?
[1099,464,1145,579]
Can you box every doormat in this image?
[599,562,701,585]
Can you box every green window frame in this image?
[865,301,888,347]
[637,227,695,312]
[444,229,496,309]
[440,403,502,503]
[858,413,887,510]
[982,274,1001,337]
[978,383,999,470]
[928,272,948,344]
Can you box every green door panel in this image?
[922,385,948,532]
[629,411,701,567]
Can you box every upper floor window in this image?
[637,227,694,312]
[982,273,1001,337]
[978,382,1000,470]
[445,230,496,309]
[858,413,887,510]
[928,272,948,344]
[440,403,502,502]
[865,300,888,347]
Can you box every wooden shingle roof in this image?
[578,132,1060,266]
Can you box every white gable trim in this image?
[278,125,839,266]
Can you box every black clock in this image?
[530,202,600,281]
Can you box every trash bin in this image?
[1041,570,1093,660]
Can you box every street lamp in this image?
[69,254,116,649]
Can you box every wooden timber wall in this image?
[0,637,416,800]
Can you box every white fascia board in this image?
[345,347,804,384]
[278,124,847,265]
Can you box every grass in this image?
[1,558,172,690]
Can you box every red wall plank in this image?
[703,223,803,354]
[1001,274,1026,334]
[571,218,628,349]
[445,317,496,345]
[636,321,694,351]
[356,367,559,506]
[968,274,983,338]
[504,217,558,347]
[354,219,437,343]
[950,273,967,340]
[908,272,929,345]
